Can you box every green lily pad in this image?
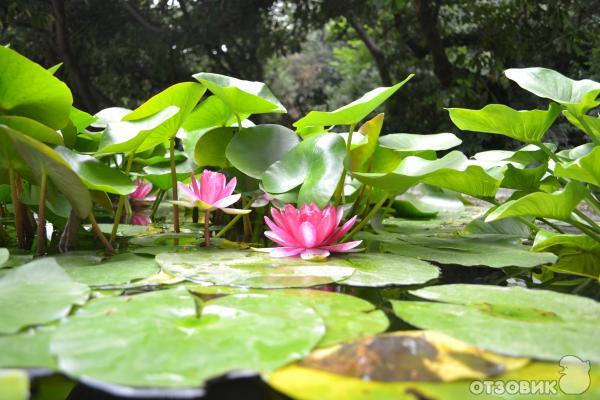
[0,258,90,334]
[90,223,153,237]
[371,234,557,268]
[193,286,388,348]
[56,253,160,288]
[155,250,355,288]
[51,288,324,389]
[391,284,600,362]
[343,253,440,287]
[379,132,462,152]
[0,327,56,369]
[0,370,29,400]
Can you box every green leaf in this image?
[505,67,600,107]
[226,124,300,178]
[0,327,57,369]
[555,146,600,186]
[56,253,160,288]
[486,181,588,222]
[193,72,286,115]
[500,163,547,192]
[55,146,136,195]
[353,151,502,198]
[51,288,324,389]
[181,95,243,131]
[0,370,29,400]
[379,132,462,152]
[448,103,560,143]
[124,82,206,152]
[97,106,180,154]
[294,75,413,128]
[391,284,600,362]
[193,127,235,168]
[363,233,557,268]
[564,112,600,141]
[342,253,439,287]
[143,158,195,190]
[0,116,63,145]
[0,258,89,334]
[262,133,346,207]
[155,249,355,288]
[192,287,388,348]
[348,113,384,172]
[0,46,72,129]
[0,248,8,267]
[0,125,93,218]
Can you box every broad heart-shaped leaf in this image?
[0,327,57,369]
[348,113,383,172]
[192,287,388,348]
[447,103,560,144]
[194,127,235,168]
[123,82,206,152]
[226,124,300,178]
[391,284,600,362]
[532,229,600,279]
[486,181,588,222]
[360,233,557,268]
[51,288,324,389]
[499,163,547,192]
[342,253,439,287]
[0,46,72,129]
[565,112,600,142]
[181,95,243,132]
[0,116,63,145]
[0,258,89,334]
[262,133,346,207]
[193,72,286,115]
[505,67,600,108]
[294,75,414,128]
[0,370,28,400]
[156,250,355,288]
[96,106,179,154]
[555,145,600,186]
[353,151,502,198]
[143,158,195,190]
[0,125,92,218]
[55,147,136,195]
[378,132,462,152]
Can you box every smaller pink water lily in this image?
[172,170,250,215]
[257,203,362,260]
[129,179,156,201]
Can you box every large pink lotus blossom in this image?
[129,179,156,201]
[258,203,362,260]
[172,170,250,215]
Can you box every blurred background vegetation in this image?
[2,0,599,153]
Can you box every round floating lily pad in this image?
[343,253,439,287]
[89,223,154,237]
[0,327,56,369]
[193,286,388,347]
[56,253,160,288]
[377,234,557,268]
[391,284,600,362]
[0,258,90,334]
[0,370,29,400]
[51,288,324,389]
[156,250,355,288]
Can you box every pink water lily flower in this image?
[129,179,156,201]
[257,203,362,260]
[172,170,250,215]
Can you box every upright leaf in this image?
[348,113,384,172]
[555,146,600,186]
[379,132,462,152]
[293,75,414,128]
[193,127,235,168]
[0,116,63,145]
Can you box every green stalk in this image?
[343,195,388,242]
[149,189,165,220]
[35,173,48,257]
[204,211,211,247]
[235,113,243,132]
[482,197,540,234]
[539,218,565,234]
[169,137,180,233]
[9,168,26,248]
[215,197,257,238]
[349,184,366,216]
[89,212,115,255]
[537,142,561,163]
[110,152,134,245]
[585,193,600,216]
[569,218,600,243]
[573,210,600,233]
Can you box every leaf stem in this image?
[343,195,388,241]
[204,211,211,247]
[169,137,180,233]
[537,142,561,163]
[110,152,134,245]
[215,197,256,238]
[538,218,565,234]
[568,217,600,243]
[584,193,600,216]
[88,212,115,255]
[150,189,165,220]
[35,173,47,257]
[573,209,600,233]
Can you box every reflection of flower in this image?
[258,203,362,260]
[131,214,151,226]
[129,180,155,225]
[129,179,156,201]
[172,170,250,215]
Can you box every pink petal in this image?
[316,206,338,244]
[276,206,304,245]
[190,171,201,198]
[212,193,241,208]
[264,216,299,247]
[265,230,292,246]
[220,176,237,198]
[324,215,357,245]
[200,170,215,203]
[131,215,151,225]
[270,247,304,258]
[301,248,330,260]
[321,240,363,252]
[178,183,198,202]
[299,221,318,248]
